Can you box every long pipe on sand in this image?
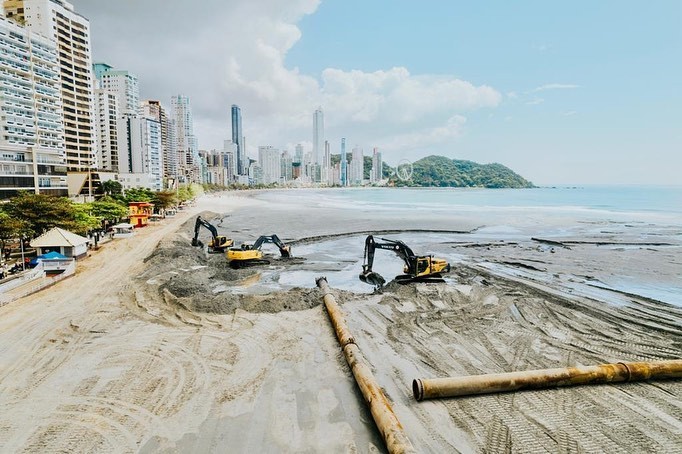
[413,360,682,401]
[316,277,416,454]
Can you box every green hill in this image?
[392,155,534,188]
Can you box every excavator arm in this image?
[251,235,291,257]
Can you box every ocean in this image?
[256,185,682,223]
[251,186,681,306]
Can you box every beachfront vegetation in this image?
[0,183,202,241]
[390,155,535,188]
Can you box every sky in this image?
[71,0,681,185]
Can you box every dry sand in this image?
[0,190,680,453]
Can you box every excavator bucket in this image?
[191,238,203,247]
[359,270,386,288]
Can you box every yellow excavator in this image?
[227,234,291,267]
[191,216,234,252]
[359,235,450,289]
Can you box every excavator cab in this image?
[191,216,234,252]
[359,235,450,289]
[227,234,291,267]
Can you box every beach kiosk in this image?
[112,223,135,238]
[29,227,90,259]
[129,201,154,228]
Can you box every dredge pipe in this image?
[413,360,682,401]
[316,277,416,454]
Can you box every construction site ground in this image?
[0,191,680,453]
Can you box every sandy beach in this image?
[1,189,680,453]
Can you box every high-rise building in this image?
[312,106,323,166]
[0,15,67,198]
[93,88,119,172]
[340,138,347,186]
[231,104,245,175]
[280,150,292,182]
[222,140,237,181]
[92,62,111,81]
[116,116,162,191]
[350,146,364,185]
[258,146,280,184]
[294,143,303,164]
[323,140,331,185]
[142,100,175,183]
[171,95,199,183]
[96,66,139,116]
[371,147,382,182]
[5,0,97,177]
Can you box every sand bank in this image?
[0,189,680,453]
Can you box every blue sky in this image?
[76,0,681,185]
[286,1,681,184]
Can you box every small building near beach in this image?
[29,227,90,259]
[112,223,135,238]
[129,202,154,228]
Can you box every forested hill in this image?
[395,155,534,188]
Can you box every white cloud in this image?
[525,98,545,105]
[75,0,501,163]
[533,83,580,92]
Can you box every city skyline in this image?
[62,1,682,185]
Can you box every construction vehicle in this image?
[359,235,451,289]
[191,216,234,252]
[227,234,291,267]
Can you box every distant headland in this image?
[384,155,535,188]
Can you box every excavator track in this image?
[229,259,271,269]
[395,274,446,285]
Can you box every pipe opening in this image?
[413,379,424,401]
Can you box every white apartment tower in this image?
[171,94,199,183]
[258,145,280,184]
[93,88,119,172]
[371,147,382,182]
[323,140,331,185]
[350,146,364,185]
[96,66,139,116]
[142,99,176,182]
[0,15,66,197]
[312,106,323,181]
[134,117,162,191]
[5,0,96,175]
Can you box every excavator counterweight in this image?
[359,235,450,289]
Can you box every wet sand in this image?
[0,189,680,452]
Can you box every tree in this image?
[0,211,27,253]
[151,190,177,214]
[124,187,153,203]
[4,192,78,238]
[102,179,123,196]
[70,203,101,236]
[176,185,191,203]
[91,200,128,224]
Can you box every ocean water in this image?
[252,186,681,305]
[257,186,682,223]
